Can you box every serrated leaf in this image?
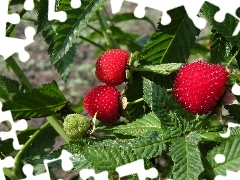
[114,112,163,137]
[0,75,21,100]
[143,77,168,111]
[142,78,189,137]
[53,44,77,82]
[141,6,200,64]
[36,0,48,33]
[2,81,68,120]
[41,22,55,54]
[65,143,138,175]
[125,132,166,159]
[63,133,164,176]
[51,0,106,65]
[169,132,204,180]
[206,135,240,178]
[158,111,190,138]
[210,29,226,63]
[201,2,240,45]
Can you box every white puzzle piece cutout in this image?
[0,101,28,150]
[110,0,240,34]
[0,156,14,180]
[0,0,36,62]
[79,169,109,180]
[20,150,73,180]
[116,159,158,180]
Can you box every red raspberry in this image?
[173,60,229,115]
[83,85,120,124]
[95,49,130,86]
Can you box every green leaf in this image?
[142,78,189,137]
[143,77,168,111]
[51,0,106,81]
[41,22,55,54]
[125,132,166,159]
[113,112,163,137]
[206,134,240,178]
[53,44,77,82]
[201,2,240,45]
[2,81,69,120]
[63,133,164,176]
[141,6,200,64]
[36,0,48,33]
[0,75,21,100]
[169,132,204,180]
[209,29,226,63]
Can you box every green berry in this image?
[63,114,91,140]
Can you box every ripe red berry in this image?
[83,85,120,124]
[95,49,130,86]
[173,60,229,115]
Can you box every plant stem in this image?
[46,116,70,143]
[96,8,120,49]
[12,122,50,178]
[6,9,26,37]
[6,56,33,91]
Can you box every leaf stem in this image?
[127,98,144,105]
[79,35,106,51]
[96,8,120,49]
[12,122,50,178]
[87,24,103,36]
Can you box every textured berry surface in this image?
[173,60,229,115]
[83,85,120,124]
[63,114,90,140]
[95,49,130,86]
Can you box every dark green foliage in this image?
[141,6,200,64]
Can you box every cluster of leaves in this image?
[2,0,240,179]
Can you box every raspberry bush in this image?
[1,1,240,179]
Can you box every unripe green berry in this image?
[63,114,91,140]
